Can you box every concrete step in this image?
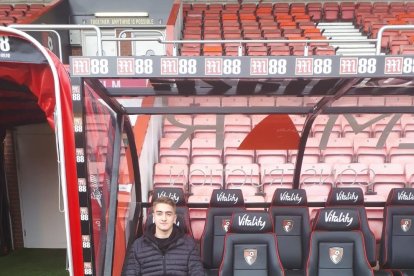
[322,29,361,33]
[336,48,377,55]
[330,43,376,48]
[318,22,354,26]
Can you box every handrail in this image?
[8,28,62,61]
[9,24,103,56]
[117,30,166,56]
[102,37,377,56]
[376,24,414,55]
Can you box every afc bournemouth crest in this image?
[244,249,257,265]
[401,218,412,232]
[222,219,230,232]
[282,219,294,233]
[329,247,343,264]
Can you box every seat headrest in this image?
[387,188,414,206]
[230,211,273,233]
[272,188,307,206]
[152,187,186,206]
[210,189,244,207]
[327,187,364,206]
[314,208,360,231]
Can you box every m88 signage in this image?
[70,55,414,78]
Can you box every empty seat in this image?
[322,138,354,164]
[219,211,284,276]
[159,137,190,164]
[191,138,222,164]
[261,163,295,202]
[307,208,374,276]
[225,163,260,199]
[388,138,414,164]
[333,163,370,193]
[354,138,387,164]
[189,163,223,199]
[380,188,414,275]
[163,115,193,138]
[326,188,377,267]
[145,187,192,235]
[300,163,334,202]
[269,189,310,275]
[201,189,245,276]
[290,137,321,164]
[153,163,188,191]
[370,163,406,201]
[224,133,255,164]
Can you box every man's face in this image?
[153,203,177,234]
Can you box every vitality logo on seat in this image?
[279,191,303,204]
[325,210,353,226]
[336,191,358,202]
[238,214,266,230]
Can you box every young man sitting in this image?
[122,196,204,276]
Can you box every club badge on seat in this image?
[329,247,343,264]
[222,218,230,232]
[244,249,257,265]
[282,219,294,233]
[401,218,412,232]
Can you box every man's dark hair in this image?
[153,196,177,213]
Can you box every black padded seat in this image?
[145,187,192,235]
[307,207,374,276]
[219,211,284,276]
[269,188,310,276]
[201,189,246,276]
[380,188,414,276]
[326,187,377,267]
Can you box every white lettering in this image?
[397,191,414,201]
[238,214,266,230]
[336,191,358,202]
[157,191,180,203]
[280,191,303,204]
[217,192,239,204]
[325,210,353,226]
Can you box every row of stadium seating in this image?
[153,162,413,202]
[146,187,414,275]
[162,114,414,139]
[180,2,414,56]
[157,137,414,165]
[0,3,48,25]
[166,96,414,107]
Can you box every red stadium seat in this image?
[354,138,387,164]
[159,137,190,164]
[191,138,222,164]
[300,163,334,202]
[224,133,255,164]
[153,163,188,191]
[225,163,260,199]
[370,163,406,200]
[322,137,354,164]
[261,163,294,202]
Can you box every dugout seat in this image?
[380,188,414,275]
[307,207,374,276]
[269,189,310,276]
[219,211,284,276]
[201,189,245,276]
[145,187,192,235]
[326,187,377,267]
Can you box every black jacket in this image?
[122,224,204,276]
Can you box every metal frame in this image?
[0,26,74,275]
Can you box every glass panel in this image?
[112,132,139,276]
[84,83,117,275]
